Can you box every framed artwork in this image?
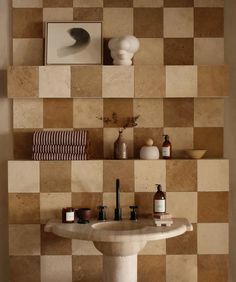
[45,22,102,65]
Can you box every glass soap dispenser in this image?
[153,184,166,215]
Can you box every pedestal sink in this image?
[45,218,192,282]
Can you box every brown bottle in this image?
[162,135,172,159]
[153,184,166,214]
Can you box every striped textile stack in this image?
[32,131,89,160]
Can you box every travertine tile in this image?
[166,160,197,192]
[71,161,103,192]
[8,161,40,193]
[72,240,101,255]
[13,99,43,129]
[164,0,193,6]
[140,240,166,255]
[194,38,224,65]
[13,130,34,160]
[103,8,133,37]
[8,66,39,98]
[9,256,40,282]
[43,8,73,21]
[103,0,133,7]
[134,160,166,192]
[103,160,134,192]
[164,8,193,38]
[194,8,224,37]
[134,0,163,7]
[40,193,71,224]
[43,0,73,7]
[135,192,154,216]
[39,66,70,98]
[133,38,164,65]
[198,223,229,254]
[9,193,40,224]
[73,7,103,21]
[138,255,166,282]
[197,160,229,191]
[166,255,197,282]
[133,99,163,128]
[40,161,71,192]
[166,66,197,97]
[194,98,224,127]
[13,0,43,7]
[9,224,40,255]
[73,0,103,7]
[134,65,165,98]
[194,0,224,7]
[71,66,102,98]
[198,192,228,223]
[13,39,43,65]
[86,128,104,159]
[103,66,134,98]
[12,8,43,38]
[166,192,197,222]
[73,99,103,128]
[134,8,163,38]
[72,255,102,282]
[103,128,134,159]
[41,256,72,282]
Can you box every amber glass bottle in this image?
[162,135,172,159]
[153,184,166,214]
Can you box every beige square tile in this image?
[103,192,135,219]
[197,160,229,191]
[198,223,229,254]
[102,66,134,98]
[9,224,40,255]
[166,255,197,282]
[13,99,43,129]
[134,160,166,192]
[103,8,133,37]
[166,192,197,223]
[134,99,163,128]
[134,0,163,7]
[140,240,166,255]
[41,256,72,282]
[72,240,101,255]
[194,0,224,7]
[194,98,224,127]
[103,128,134,159]
[39,66,71,98]
[135,65,165,98]
[164,8,194,38]
[43,8,73,21]
[166,66,197,97]
[13,38,43,66]
[194,38,224,65]
[71,161,103,192]
[73,0,103,7]
[73,99,103,128]
[13,0,43,7]
[40,193,72,224]
[8,161,40,193]
[133,38,163,65]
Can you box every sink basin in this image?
[91,221,145,231]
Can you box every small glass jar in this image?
[62,207,75,223]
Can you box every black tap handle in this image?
[129,206,138,220]
[97,206,107,221]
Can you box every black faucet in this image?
[114,178,122,221]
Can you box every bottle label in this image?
[155,200,165,213]
[162,147,170,157]
[66,211,74,222]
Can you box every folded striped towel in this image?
[32,153,88,161]
[32,145,88,154]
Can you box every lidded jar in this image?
[140,139,159,160]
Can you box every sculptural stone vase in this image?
[114,131,128,159]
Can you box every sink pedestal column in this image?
[103,255,137,282]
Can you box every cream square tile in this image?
[134,160,166,192]
[103,128,134,159]
[134,99,163,128]
[102,66,134,98]
[197,160,229,191]
[198,223,229,254]
[103,8,133,37]
[73,99,103,128]
[73,0,103,7]
[72,240,102,255]
[194,98,224,127]
[41,256,72,282]
[71,161,103,192]
[13,0,42,8]
[166,192,197,223]
[39,66,71,98]
[134,0,163,7]
[13,99,43,129]
[194,0,224,7]
[9,224,40,255]
[43,8,73,21]
[40,193,72,224]
[13,38,43,66]
[140,240,166,255]
[164,8,194,38]
[133,38,164,65]
[166,255,197,282]
[166,66,197,97]
[8,161,40,193]
[194,38,224,65]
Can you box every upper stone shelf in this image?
[7,65,229,99]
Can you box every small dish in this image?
[185,149,207,159]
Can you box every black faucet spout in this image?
[114,178,122,221]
